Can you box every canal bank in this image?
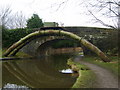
[67,58,97,88]
[68,55,119,88]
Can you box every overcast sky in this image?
[0,0,116,28]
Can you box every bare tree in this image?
[52,0,119,29]
[118,1,120,29]
[84,0,119,29]
[0,6,26,29]
[8,11,26,29]
[0,6,12,29]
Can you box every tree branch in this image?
[88,10,117,29]
[55,0,69,11]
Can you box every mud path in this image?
[74,57,118,88]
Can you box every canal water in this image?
[2,53,78,88]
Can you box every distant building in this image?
[44,22,59,27]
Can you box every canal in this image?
[2,53,78,88]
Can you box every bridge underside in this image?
[20,36,80,56]
[35,39,83,56]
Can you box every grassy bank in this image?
[72,70,96,88]
[83,56,119,77]
[67,59,97,88]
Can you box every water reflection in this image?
[2,54,77,88]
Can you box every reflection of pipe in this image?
[4,62,56,87]
[34,59,75,87]
[34,55,74,80]
[35,58,60,78]
[4,61,60,88]
[3,60,75,88]
[3,62,35,88]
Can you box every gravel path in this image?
[74,56,119,88]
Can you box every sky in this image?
[0,0,116,28]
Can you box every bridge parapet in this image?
[63,27,116,37]
[33,26,117,41]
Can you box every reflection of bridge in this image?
[3,29,110,62]
[3,56,75,88]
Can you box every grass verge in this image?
[72,70,96,88]
[67,58,97,88]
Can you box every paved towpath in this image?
[74,56,119,88]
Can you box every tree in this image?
[53,0,119,29]
[0,6,11,30]
[84,0,119,30]
[8,11,27,29]
[51,0,119,55]
[27,14,43,29]
[0,6,26,29]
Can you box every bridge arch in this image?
[3,30,110,62]
[36,38,80,56]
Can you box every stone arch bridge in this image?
[3,29,111,62]
[19,27,117,57]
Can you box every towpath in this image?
[74,56,119,88]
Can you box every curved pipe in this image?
[3,30,110,62]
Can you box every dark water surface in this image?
[2,54,77,88]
